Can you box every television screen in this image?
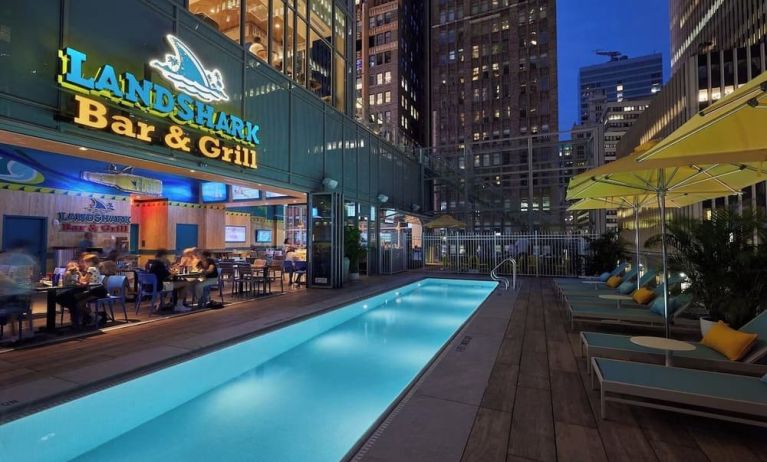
[201,182,228,202]
[225,226,247,242]
[256,229,273,243]
[231,185,261,201]
[264,191,286,198]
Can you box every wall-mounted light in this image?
[377,194,389,203]
[322,177,338,190]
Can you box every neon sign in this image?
[57,35,259,169]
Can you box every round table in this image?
[582,280,604,290]
[630,336,695,366]
[599,294,633,309]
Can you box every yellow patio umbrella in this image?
[424,214,466,229]
[636,70,767,164]
[567,151,767,337]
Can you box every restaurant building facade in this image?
[0,0,427,288]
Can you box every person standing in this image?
[78,232,94,253]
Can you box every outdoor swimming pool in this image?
[0,278,497,462]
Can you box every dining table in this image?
[35,282,101,333]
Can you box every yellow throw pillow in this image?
[701,321,758,361]
[632,287,656,305]
[605,276,622,288]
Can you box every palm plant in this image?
[646,209,767,328]
[585,230,629,276]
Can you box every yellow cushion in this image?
[605,276,622,288]
[701,321,758,361]
[632,287,656,305]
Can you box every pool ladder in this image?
[491,258,516,291]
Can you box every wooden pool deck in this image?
[1,275,765,461]
[458,278,766,462]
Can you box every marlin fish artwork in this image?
[150,34,229,103]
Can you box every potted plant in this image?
[344,226,364,281]
[646,209,767,332]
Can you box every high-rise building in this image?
[670,0,767,73]
[428,1,560,232]
[617,1,767,240]
[578,53,662,124]
[354,0,428,148]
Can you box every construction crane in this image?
[594,50,627,61]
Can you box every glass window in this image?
[189,0,241,43]
[334,7,346,51]
[308,28,332,101]
[270,0,286,70]
[334,54,345,111]
[295,16,308,86]
[243,0,269,61]
[285,7,295,78]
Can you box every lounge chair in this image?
[567,294,695,331]
[566,273,682,310]
[553,261,626,287]
[591,357,767,427]
[562,269,657,303]
[580,310,767,376]
[557,267,639,300]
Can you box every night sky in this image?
[557,0,671,131]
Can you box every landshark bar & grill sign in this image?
[57,35,259,169]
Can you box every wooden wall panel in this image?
[0,189,131,249]
[203,208,226,250]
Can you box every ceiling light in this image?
[189,169,196,173]
[78,146,88,151]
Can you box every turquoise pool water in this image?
[0,278,496,462]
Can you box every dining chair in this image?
[92,275,129,322]
[134,272,172,315]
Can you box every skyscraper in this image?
[354,0,428,148]
[429,1,560,232]
[578,53,662,124]
[670,0,767,73]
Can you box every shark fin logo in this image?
[150,34,229,103]
[85,198,115,214]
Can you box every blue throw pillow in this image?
[617,281,636,294]
[650,297,678,317]
[599,272,611,282]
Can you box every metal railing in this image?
[491,257,516,290]
[419,232,600,277]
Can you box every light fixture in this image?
[322,177,338,190]
[377,193,388,203]
[78,146,88,151]
[189,169,196,173]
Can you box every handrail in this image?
[491,258,516,291]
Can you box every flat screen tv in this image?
[231,185,261,201]
[256,229,273,243]
[225,226,247,243]
[200,182,228,202]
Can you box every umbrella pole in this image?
[634,202,641,289]
[657,189,671,339]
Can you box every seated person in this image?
[194,251,219,307]
[56,254,108,327]
[149,249,190,312]
[174,248,201,273]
